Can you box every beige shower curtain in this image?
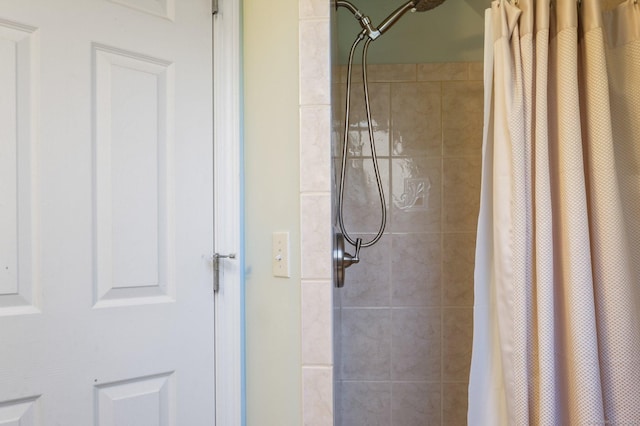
[468,0,640,424]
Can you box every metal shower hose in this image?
[337,31,387,249]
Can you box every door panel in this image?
[0,19,38,315]
[95,373,174,426]
[0,1,215,424]
[93,43,175,307]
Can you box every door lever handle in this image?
[211,253,236,292]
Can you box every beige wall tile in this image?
[303,367,334,426]
[417,62,468,81]
[340,159,389,233]
[340,234,391,307]
[301,193,332,279]
[442,383,469,426]
[332,61,482,426]
[338,63,417,84]
[337,64,353,84]
[301,105,331,192]
[300,19,331,105]
[443,232,476,306]
[339,381,391,425]
[391,82,441,157]
[468,61,483,81]
[340,308,391,380]
[346,82,391,157]
[391,233,441,307]
[391,382,441,426]
[390,157,441,233]
[443,157,481,233]
[368,64,417,82]
[299,0,329,19]
[442,308,473,382]
[391,308,441,381]
[302,280,333,365]
[333,305,343,375]
[442,81,483,157]
[333,82,346,160]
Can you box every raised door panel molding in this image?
[0,19,39,316]
[0,396,41,425]
[109,0,175,21]
[95,373,174,426]
[92,44,175,308]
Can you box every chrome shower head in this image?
[337,0,448,40]
[412,0,447,12]
[376,0,447,35]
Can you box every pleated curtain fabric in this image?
[468,0,640,424]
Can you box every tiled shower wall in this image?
[332,62,483,425]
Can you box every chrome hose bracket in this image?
[334,233,361,288]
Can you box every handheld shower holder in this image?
[333,234,361,288]
[336,0,422,41]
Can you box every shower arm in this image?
[336,0,380,39]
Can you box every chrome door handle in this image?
[212,253,236,292]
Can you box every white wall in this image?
[243,0,302,423]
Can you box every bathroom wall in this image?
[333,62,483,425]
[243,0,303,423]
[243,0,485,423]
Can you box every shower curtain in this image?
[468,0,640,424]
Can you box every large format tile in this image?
[391,82,441,157]
[338,63,417,83]
[338,381,391,426]
[417,62,469,81]
[341,308,391,380]
[340,234,391,308]
[391,308,441,381]
[442,81,483,157]
[443,383,469,426]
[442,233,476,307]
[391,382,441,426]
[390,158,441,233]
[331,61,482,426]
[468,62,483,81]
[340,158,390,234]
[346,82,391,157]
[442,308,473,382]
[391,233,441,307]
[443,157,481,233]
[334,305,343,378]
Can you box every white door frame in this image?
[212,0,244,424]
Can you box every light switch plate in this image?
[272,231,290,278]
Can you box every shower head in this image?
[412,0,447,12]
[376,0,447,35]
[337,0,448,40]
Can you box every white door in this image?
[0,1,217,424]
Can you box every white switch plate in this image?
[272,231,290,278]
